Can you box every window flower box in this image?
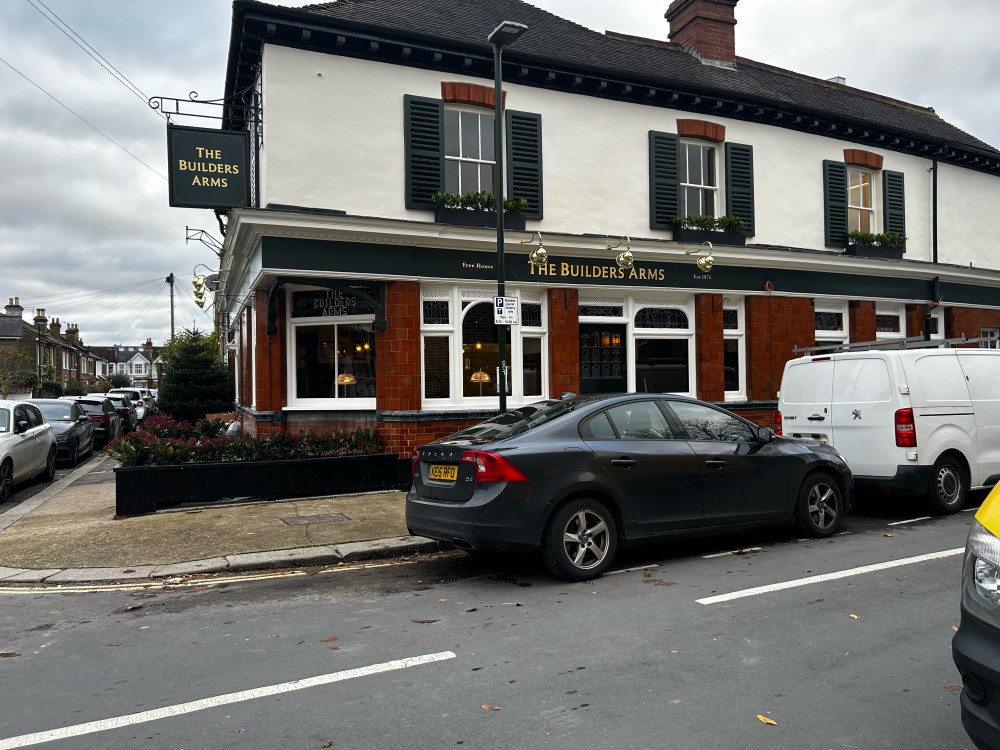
[114,453,403,515]
[845,243,905,260]
[671,227,746,246]
[434,207,526,231]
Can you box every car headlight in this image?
[962,519,1000,626]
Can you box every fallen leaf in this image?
[466,608,479,613]
[323,743,333,748]
[323,636,339,642]
[944,684,963,693]
[270,634,281,637]
[412,619,439,624]
[121,604,142,612]
[884,533,893,538]
[329,646,340,651]
[670,650,678,654]
[953,625,958,632]
[756,714,777,726]
[849,614,859,619]
[439,598,447,602]
[190,642,198,646]
[481,705,500,711]
[224,620,236,624]
[642,579,677,587]
[236,728,244,733]
[0,652,21,658]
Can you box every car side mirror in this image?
[15,420,30,435]
[757,426,776,443]
[79,415,91,422]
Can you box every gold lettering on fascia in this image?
[529,262,665,282]
[462,262,495,270]
[178,146,240,188]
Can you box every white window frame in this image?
[847,167,877,234]
[875,303,905,342]
[723,297,746,402]
[814,300,849,349]
[628,294,696,397]
[284,285,377,411]
[419,285,548,409]
[679,141,719,218]
[927,307,944,341]
[982,328,1000,349]
[443,107,496,196]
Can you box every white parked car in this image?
[0,399,57,502]
[777,348,1000,514]
[107,388,150,422]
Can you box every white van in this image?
[777,348,1000,514]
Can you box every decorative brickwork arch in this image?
[441,81,506,109]
[843,149,883,170]
[676,118,725,143]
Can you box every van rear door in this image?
[829,356,897,477]
[778,358,834,443]
[957,351,1000,486]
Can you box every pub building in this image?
[212,0,1000,480]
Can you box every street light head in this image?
[488,20,528,49]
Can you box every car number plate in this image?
[428,464,457,481]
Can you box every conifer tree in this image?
[156,329,233,423]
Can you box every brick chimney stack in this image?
[5,297,23,318]
[34,308,47,335]
[65,324,80,346]
[49,317,61,337]
[666,0,738,65]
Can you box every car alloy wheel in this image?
[928,456,966,515]
[543,498,618,581]
[796,473,842,537]
[42,447,57,482]
[0,460,11,501]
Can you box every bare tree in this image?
[0,348,36,399]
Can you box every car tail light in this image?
[459,451,528,483]
[895,408,917,447]
[412,449,419,477]
[774,410,782,436]
[92,415,108,423]
[136,400,143,407]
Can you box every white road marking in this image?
[702,547,762,559]
[0,651,456,749]
[606,563,659,575]
[696,548,964,605]
[888,516,932,526]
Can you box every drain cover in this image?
[281,513,351,526]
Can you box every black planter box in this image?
[434,207,526,231]
[671,227,747,246]
[846,243,905,260]
[114,453,401,515]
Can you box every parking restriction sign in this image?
[494,296,519,325]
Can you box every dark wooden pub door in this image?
[579,323,627,394]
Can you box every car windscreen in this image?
[76,401,105,416]
[0,409,8,432]
[441,399,591,442]
[34,402,73,421]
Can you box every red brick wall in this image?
[548,289,579,396]
[376,281,421,411]
[946,307,1000,347]
[745,295,814,399]
[905,304,927,338]
[695,294,724,402]
[380,418,484,458]
[254,290,286,412]
[849,300,876,343]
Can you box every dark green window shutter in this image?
[649,131,680,229]
[725,142,755,236]
[883,170,906,237]
[404,95,443,210]
[823,160,849,247]
[506,110,543,220]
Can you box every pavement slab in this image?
[152,558,229,578]
[226,546,342,572]
[0,567,29,581]
[45,566,158,583]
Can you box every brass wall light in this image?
[521,231,547,267]
[607,236,633,270]
[686,240,715,272]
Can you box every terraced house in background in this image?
[214,0,1000,479]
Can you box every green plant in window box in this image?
[671,215,746,233]
[432,191,527,214]
[848,230,907,248]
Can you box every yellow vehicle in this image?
[954,483,1000,749]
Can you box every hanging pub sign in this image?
[291,287,378,318]
[167,124,250,209]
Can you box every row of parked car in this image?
[0,387,157,502]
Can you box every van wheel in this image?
[542,499,618,581]
[927,456,966,515]
[795,473,843,537]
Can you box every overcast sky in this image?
[1,0,997,348]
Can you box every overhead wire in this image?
[0,54,167,180]
[104,283,168,343]
[24,0,166,120]
[17,277,168,310]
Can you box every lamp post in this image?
[488,20,527,413]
